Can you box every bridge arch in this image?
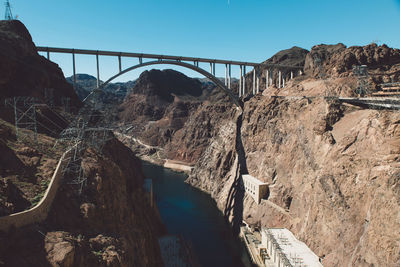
[87,60,242,108]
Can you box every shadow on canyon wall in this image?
[224,111,247,235]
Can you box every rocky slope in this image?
[184,44,400,267]
[304,43,400,90]
[116,43,400,266]
[0,21,165,267]
[118,69,220,148]
[0,20,80,108]
[66,74,135,101]
[245,46,309,93]
[188,94,400,266]
[0,138,165,267]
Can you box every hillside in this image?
[66,74,136,101]
[0,21,165,267]
[118,43,400,266]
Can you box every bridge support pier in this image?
[278,70,282,88]
[239,65,242,97]
[47,51,50,60]
[228,64,231,89]
[225,64,228,86]
[96,53,100,88]
[266,69,269,89]
[72,51,76,90]
[243,65,246,96]
[256,76,260,94]
[253,68,256,95]
[291,71,293,80]
[118,55,122,72]
[283,74,285,88]
[213,63,216,76]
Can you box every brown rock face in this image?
[0,20,80,108]
[188,93,400,266]
[246,46,309,93]
[0,138,165,267]
[119,69,217,147]
[304,43,400,80]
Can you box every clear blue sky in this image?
[5,0,400,81]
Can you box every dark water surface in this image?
[142,162,252,267]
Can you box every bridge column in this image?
[278,70,282,88]
[47,50,50,60]
[239,65,242,97]
[253,68,256,95]
[257,76,260,94]
[243,65,246,96]
[228,64,231,89]
[139,57,143,64]
[213,63,216,76]
[96,53,100,88]
[225,64,228,86]
[283,74,285,88]
[210,62,212,74]
[266,69,269,89]
[118,54,122,72]
[72,51,76,90]
[290,71,294,80]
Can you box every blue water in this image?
[142,162,252,267]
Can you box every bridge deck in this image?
[37,46,303,69]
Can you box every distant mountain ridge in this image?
[66,74,136,101]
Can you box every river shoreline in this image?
[141,161,252,267]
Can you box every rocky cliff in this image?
[188,94,400,266]
[117,43,400,266]
[0,21,165,267]
[304,43,400,90]
[0,138,165,267]
[185,44,400,267]
[118,69,218,148]
[0,20,80,108]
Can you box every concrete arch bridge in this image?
[37,47,303,108]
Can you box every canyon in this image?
[0,19,399,267]
[117,43,400,266]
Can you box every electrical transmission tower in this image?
[353,65,370,97]
[4,97,38,143]
[4,0,13,20]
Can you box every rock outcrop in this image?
[118,69,216,147]
[245,46,309,93]
[183,45,400,266]
[66,74,135,102]
[0,20,80,107]
[304,43,400,87]
[0,138,165,267]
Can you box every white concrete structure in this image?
[261,228,323,267]
[242,174,268,204]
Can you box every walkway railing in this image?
[0,147,73,232]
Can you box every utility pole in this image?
[4,0,13,20]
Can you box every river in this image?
[142,161,252,267]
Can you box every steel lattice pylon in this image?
[4,97,38,143]
[4,0,13,20]
[353,65,370,97]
